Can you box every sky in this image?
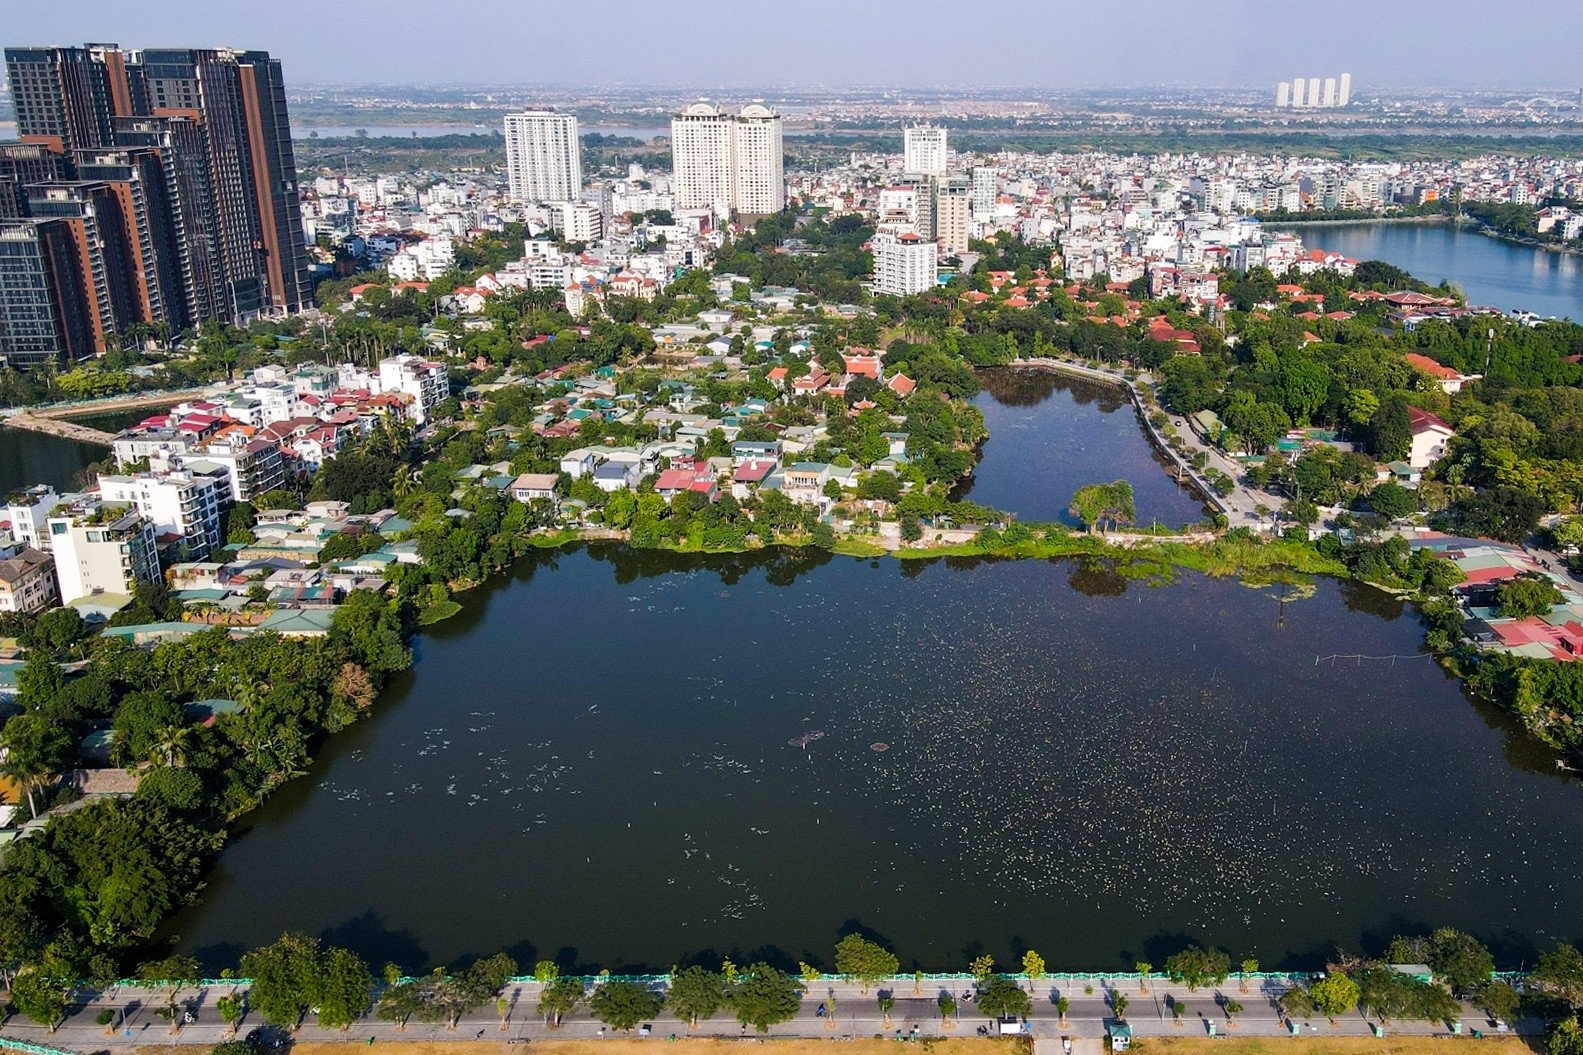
[3,0,1577,91]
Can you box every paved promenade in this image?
[0,977,1535,1049]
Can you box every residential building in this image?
[873,230,936,297]
[47,500,160,604]
[1407,407,1455,469]
[672,102,735,214]
[190,436,286,502]
[377,353,448,424]
[732,103,784,216]
[670,101,784,216]
[903,126,948,176]
[2,43,312,348]
[504,110,583,203]
[549,200,602,243]
[509,473,558,503]
[98,468,225,560]
[0,217,97,364]
[2,485,60,551]
[933,175,971,256]
[0,542,57,614]
[0,140,68,219]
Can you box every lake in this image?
[1272,221,1583,321]
[0,427,106,496]
[959,368,1208,527]
[163,543,1583,974]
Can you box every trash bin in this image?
[1451,1022,1463,1035]
[1206,1022,1216,1037]
[1287,1020,1300,1036]
[1370,1023,1385,1038]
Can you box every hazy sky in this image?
[4,0,1576,90]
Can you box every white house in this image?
[1407,407,1455,469]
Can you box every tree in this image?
[589,980,664,1033]
[1164,946,1230,991]
[1069,480,1136,533]
[1112,991,1129,1020]
[241,933,321,1028]
[1224,998,1243,1022]
[938,993,957,1023]
[1496,573,1564,619]
[977,975,1032,1021]
[1533,944,1583,1010]
[1550,1016,1583,1055]
[0,713,73,818]
[1308,972,1360,1021]
[313,946,373,1030]
[728,962,805,1034]
[1056,996,1070,1024]
[1369,394,1414,462]
[1368,481,1415,520]
[216,994,244,1034]
[138,954,199,1033]
[1240,959,1259,994]
[539,976,585,1026]
[877,993,895,1025]
[834,933,898,993]
[1426,928,1494,992]
[1136,962,1152,992]
[12,968,68,1029]
[970,954,996,980]
[1472,979,1519,1023]
[668,966,726,1028]
[1023,950,1046,988]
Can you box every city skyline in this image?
[2,0,1578,91]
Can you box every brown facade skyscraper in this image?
[1,43,310,364]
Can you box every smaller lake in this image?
[1273,221,1583,321]
[959,368,1209,528]
[0,428,106,496]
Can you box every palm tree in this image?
[0,715,71,819]
[392,466,420,500]
[152,724,191,768]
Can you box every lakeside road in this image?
[0,979,1536,1047]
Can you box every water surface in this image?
[959,368,1208,527]
[1273,221,1583,321]
[166,546,1583,974]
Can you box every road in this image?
[0,977,1535,1049]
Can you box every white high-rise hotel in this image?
[671,101,785,216]
[504,110,583,203]
[903,125,947,175]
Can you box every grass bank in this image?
[269,1041,1026,1055]
[1132,1037,1535,1055]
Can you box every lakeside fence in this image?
[110,969,1419,990]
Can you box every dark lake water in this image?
[0,427,106,495]
[166,544,1583,974]
[1273,221,1583,321]
[960,369,1208,528]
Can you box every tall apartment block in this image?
[670,101,785,217]
[504,110,583,204]
[1,43,310,366]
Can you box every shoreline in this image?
[1260,214,1449,227]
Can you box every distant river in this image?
[1271,221,1583,321]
